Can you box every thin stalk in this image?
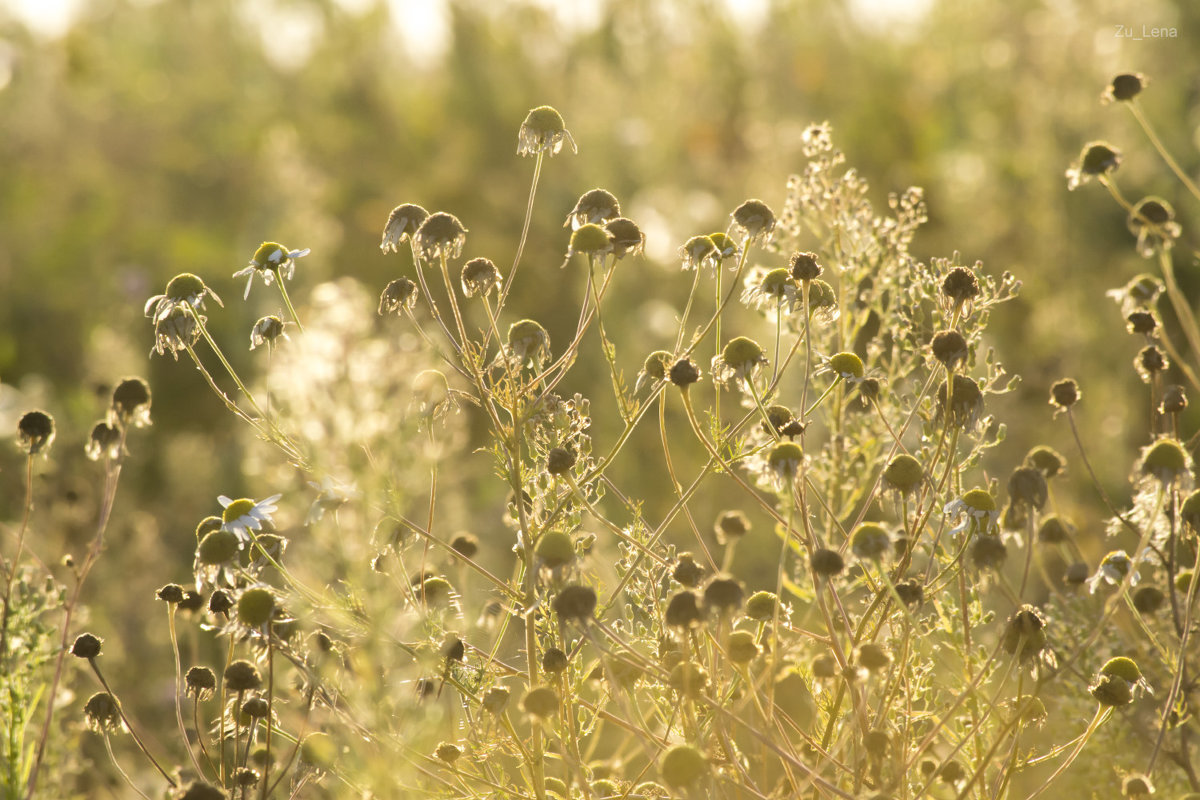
[275,278,305,334]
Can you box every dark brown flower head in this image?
[566,189,620,229]
[1036,515,1074,544]
[1049,378,1079,412]
[378,277,418,315]
[186,666,217,699]
[208,589,233,615]
[449,532,478,559]
[1126,310,1157,335]
[893,579,924,606]
[606,217,646,259]
[1135,345,1168,381]
[672,553,704,587]
[730,199,777,245]
[17,410,55,456]
[380,203,429,253]
[971,535,1007,570]
[1132,586,1165,615]
[546,446,576,476]
[1001,605,1048,661]
[553,584,598,622]
[414,211,468,262]
[930,330,969,369]
[224,660,263,693]
[460,257,502,298]
[789,251,822,281]
[664,590,703,628]
[941,267,980,307]
[84,692,122,733]
[668,357,701,389]
[157,584,186,604]
[856,643,891,672]
[938,375,985,429]
[1067,142,1122,189]
[810,548,845,578]
[1024,445,1066,478]
[1104,73,1146,103]
[71,633,102,660]
[111,377,152,427]
[714,510,750,544]
[1161,384,1188,414]
[703,575,745,613]
[1008,466,1048,511]
[521,686,560,718]
[542,647,569,674]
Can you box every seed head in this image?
[110,377,152,427]
[727,630,758,663]
[249,316,287,351]
[745,590,776,621]
[766,441,804,484]
[1064,562,1089,586]
[1139,438,1190,485]
[198,530,240,565]
[1008,466,1048,511]
[665,590,703,628]
[883,454,924,494]
[1049,378,1079,411]
[668,357,701,388]
[635,350,673,393]
[970,535,1007,570]
[435,742,462,763]
[299,732,336,769]
[938,375,984,429]
[660,745,709,788]
[1126,310,1157,335]
[85,422,122,461]
[1135,345,1168,381]
[378,277,419,315]
[730,199,776,245]
[1067,142,1122,190]
[71,633,102,660]
[857,643,891,672]
[679,235,718,272]
[460,257,502,298]
[240,696,269,719]
[554,584,597,622]
[810,548,845,578]
[714,510,750,544]
[1089,673,1134,706]
[1128,197,1181,256]
[1161,384,1188,414]
[541,647,569,674]
[930,330,969,370]
[414,212,468,262]
[941,267,980,307]
[209,589,233,615]
[893,579,924,606]
[1036,515,1073,544]
[481,686,510,713]
[565,189,621,230]
[864,730,890,758]
[507,319,550,364]
[568,223,614,258]
[1132,586,1165,615]
[186,666,217,699]
[449,532,478,559]
[1104,73,1146,103]
[1024,445,1066,478]
[827,351,864,380]
[157,584,186,604]
[703,575,745,613]
[608,218,647,259]
[546,446,576,476]
[84,692,122,732]
[224,660,263,693]
[176,781,227,800]
[521,686,560,718]
[789,251,822,281]
[380,203,429,253]
[1122,773,1155,798]
[850,523,891,561]
[1001,605,1048,661]
[517,105,576,157]
[535,531,575,568]
[17,410,55,456]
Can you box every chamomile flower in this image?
[679,235,719,273]
[380,203,429,253]
[144,272,224,322]
[233,242,310,300]
[517,105,576,157]
[218,494,282,544]
[1087,550,1140,594]
[249,315,288,351]
[819,351,866,384]
[741,267,799,314]
[711,336,767,389]
[943,488,1000,536]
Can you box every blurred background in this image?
[0,0,1198,773]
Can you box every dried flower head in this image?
[186,666,217,700]
[789,251,822,281]
[941,267,980,314]
[703,575,745,613]
[224,660,263,693]
[566,222,614,261]
[730,199,776,246]
[937,375,984,429]
[944,488,1000,536]
[679,235,719,272]
[507,319,550,366]
[554,584,597,622]
[742,267,798,312]
[84,692,123,733]
[930,330,969,370]
[517,105,576,157]
[606,217,646,259]
[1008,466,1048,511]
[1088,550,1139,593]
[714,510,750,544]
[1108,273,1164,313]
[1049,378,1079,413]
[668,356,701,389]
[850,523,891,561]
[1103,73,1147,104]
[521,686,560,718]
[1067,141,1122,190]
[671,553,704,587]
[1024,445,1066,478]
[635,350,673,393]
[414,212,468,262]
[712,336,767,387]
[1139,438,1190,486]
[71,633,102,659]
[810,548,845,578]
[378,277,419,315]
[233,242,310,300]
[660,745,708,788]
[249,315,288,351]
[883,454,924,495]
[1128,196,1181,257]
[565,189,620,230]
[380,204,430,253]
[145,272,223,324]
[110,377,152,428]
[1036,515,1074,544]
[17,410,55,456]
[765,441,804,486]
[1134,345,1168,382]
[460,257,502,298]
[1161,384,1188,414]
[1001,605,1048,661]
[665,590,703,628]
